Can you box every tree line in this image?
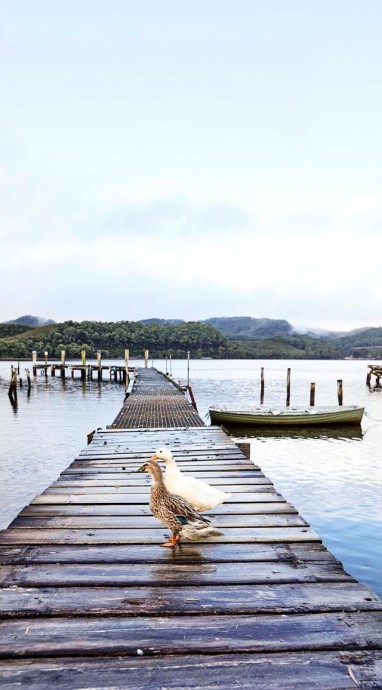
[0,319,351,359]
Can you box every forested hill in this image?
[0,319,346,359]
[203,316,293,339]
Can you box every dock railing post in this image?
[337,379,343,406]
[144,349,149,368]
[286,368,291,407]
[187,351,190,386]
[44,351,48,377]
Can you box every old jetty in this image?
[0,368,381,688]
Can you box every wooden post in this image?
[25,368,31,391]
[260,367,264,404]
[187,351,190,386]
[81,350,86,366]
[310,382,315,407]
[125,348,129,386]
[8,367,18,404]
[165,356,168,374]
[43,351,48,377]
[236,442,251,459]
[97,351,102,382]
[32,351,37,375]
[286,368,291,407]
[60,350,66,379]
[144,349,149,368]
[169,354,172,376]
[337,379,343,406]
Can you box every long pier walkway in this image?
[0,368,381,688]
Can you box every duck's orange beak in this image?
[150,453,159,462]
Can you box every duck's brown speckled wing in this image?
[164,492,212,525]
[150,485,211,531]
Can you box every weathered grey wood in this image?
[18,501,298,517]
[58,469,262,480]
[31,489,279,504]
[1,611,381,657]
[9,513,307,529]
[0,559,352,587]
[0,541,337,565]
[0,525,320,544]
[1,582,380,618]
[69,461,255,471]
[40,480,272,494]
[0,651,381,690]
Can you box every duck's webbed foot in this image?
[160,534,181,548]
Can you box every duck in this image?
[150,447,232,512]
[137,460,217,547]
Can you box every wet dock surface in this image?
[0,368,381,688]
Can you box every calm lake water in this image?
[1,358,381,597]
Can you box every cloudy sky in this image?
[1,1,381,330]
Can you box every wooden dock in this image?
[0,368,381,688]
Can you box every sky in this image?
[1,0,381,331]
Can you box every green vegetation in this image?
[0,319,350,360]
[203,316,293,339]
[237,335,343,359]
[0,323,33,339]
[0,320,241,359]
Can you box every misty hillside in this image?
[203,316,294,339]
[5,315,56,327]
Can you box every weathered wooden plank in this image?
[9,514,307,529]
[0,542,337,565]
[0,611,381,657]
[77,448,247,458]
[0,525,320,544]
[69,461,255,471]
[57,469,262,480]
[0,651,380,689]
[1,582,380,618]
[40,480,272,494]
[0,559,353,586]
[31,490,278,504]
[18,501,298,517]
